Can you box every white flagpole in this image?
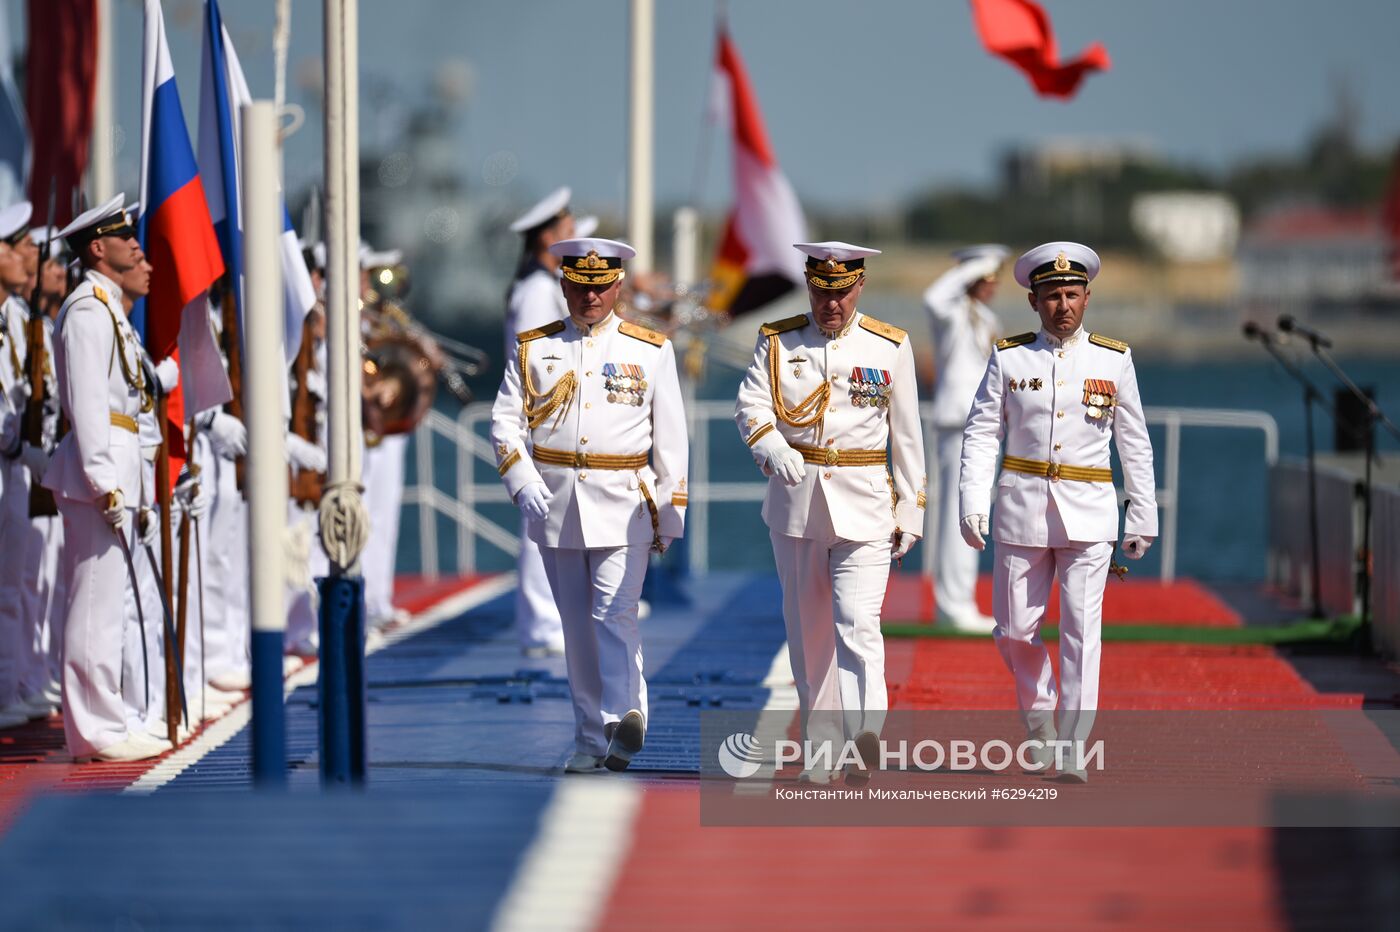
[627,0,654,272]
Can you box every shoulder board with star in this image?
[858,315,907,344]
[1088,332,1129,353]
[516,319,566,343]
[995,332,1036,351]
[618,320,666,347]
[760,314,808,336]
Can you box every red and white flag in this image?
[707,28,807,316]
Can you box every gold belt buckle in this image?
[1047,462,1061,481]
[824,447,840,466]
[574,451,587,468]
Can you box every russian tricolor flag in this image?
[137,0,229,458]
[198,0,317,367]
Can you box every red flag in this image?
[25,0,97,221]
[969,0,1110,99]
[1382,144,1400,283]
[708,28,807,316]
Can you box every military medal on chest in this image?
[603,362,647,406]
[1082,378,1117,419]
[849,366,892,408]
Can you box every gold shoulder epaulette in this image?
[1088,332,1129,353]
[760,314,807,337]
[995,332,1036,351]
[858,315,906,344]
[517,319,566,343]
[92,286,110,307]
[618,320,666,347]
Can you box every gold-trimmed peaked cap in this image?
[549,236,636,286]
[794,241,882,290]
[1013,241,1101,290]
[56,193,137,252]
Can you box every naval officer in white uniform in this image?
[923,244,1007,633]
[736,242,926,785]
[492,237,688,774]
[504,187,574,657]
[44,196,169,761]
[959,242,1157,780]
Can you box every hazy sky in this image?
[8,0,1400,216]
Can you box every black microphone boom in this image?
[1242,321,1270,343]
[1277,315,1333,349]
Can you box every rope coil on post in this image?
[319,480,370,573]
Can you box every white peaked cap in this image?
[792,241,881,262]
[510,186,571,233]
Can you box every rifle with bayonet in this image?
[24,181,57,517]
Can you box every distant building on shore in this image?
[1237,205,1400,310]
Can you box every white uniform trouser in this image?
[771,528,892,749]
[285,503,327,655]
[24,510,66,691]
[57,496,133,756]
[202,447,249,682]
[515,520,563,649]
[363,434,407,626]
[0,459,31,709]
[992,535,1111,745]
[932,427,980,621]
[539,544,649,756]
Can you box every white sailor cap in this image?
[57,194,135,249]
[509,186,571,234]
[29,226,67,256]
[573,214,599,239]
[0,201,33,242]
[548,237,635,285]
[951,243,1010,265]
[1014,241,1100,290]
[793,241,881,289]
[361,246,403,269]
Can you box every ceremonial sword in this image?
[141,525,190,727]
[112,521,151,710]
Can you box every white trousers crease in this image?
[992,538,1111,743]
[202,448,249,681]
[57,496,132,756]
[362,434,407,625]
[0,458,29,708]
[515,516,563,649]
[539,544,649,756]
[771,529,891,747]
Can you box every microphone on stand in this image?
[1277,315,1333,349]
[1242,321,1272,344]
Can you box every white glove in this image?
[891,530,918,561]
[286,433,328,473]
[102,490,127,529]
[750,430,806,487]
[1123,535,1153,560]
[174,469,211,521]
[961,514,989,551]
[154,357,180,393]
[19,443,48,481]
[516,482,550,522]
[207,412,247,459]
[655,535,678,555]
[138,507,160,547]
[304,368,327,400]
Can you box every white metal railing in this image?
[405,401,1278,584]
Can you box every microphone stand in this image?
[1299,334,1400,635]
[1247,327,1327,619]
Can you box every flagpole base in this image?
[251,629,287,788]
[317,574,367,786]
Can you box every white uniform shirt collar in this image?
[568,310,616,337]
[816,309,860,341]
[85,268,125,309]
[1040,325,1085,348]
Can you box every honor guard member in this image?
[924,245,1007,633]
[505,187,574,656]
[44,196,169,761]
[491,237,688,774]
[959,242,1157,781]
[736,242,926,785]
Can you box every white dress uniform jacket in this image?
[491,312,688,549]
[735,311,925,542]
[503,263,568,360]
[960,328,1158,544]
[44,272,144,504]
[924,265,1000,429]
